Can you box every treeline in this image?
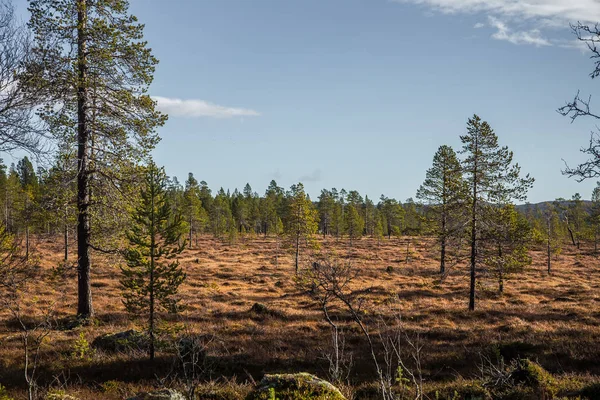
[3,152,599,266]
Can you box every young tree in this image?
[460,115,533,311]
[120,162,186,362]
[485,205,532,293]
[417,145,466,275]
[183,173,206,248]
[542,204,561,274]
[26,0,167,319]
[590,183,600,254]
[286,183,319,273]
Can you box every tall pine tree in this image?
[25,0,166,319]
[460,115,533,311]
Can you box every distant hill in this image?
[516,200,593,214]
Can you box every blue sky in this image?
[13,0,600,203]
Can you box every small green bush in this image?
[0,384,13,400]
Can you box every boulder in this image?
[246,373,346,400]
[127,389,185,400]
[92,329,148,353]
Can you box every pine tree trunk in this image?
[295,232,300,274]
[547,218,551,275]
[64,215,68,263]
[469,142,478,311]
[149,170,156,362]
[189,212,193,249]
[76,0,93,319]
[469,199,477,311]
[498,244,503,294]
[440,213,446,275]
[25,225,29,261]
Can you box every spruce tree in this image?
[417,145,466,275]
[120,162,185,362]
[460,115,533,311]
[25,0,166,319]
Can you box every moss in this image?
[0,385,12,400]
[246,373,346,400]
[509,359,557,400]
[427,380,492,400]
[196,383,251,400]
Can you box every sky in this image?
[12,0,600,203]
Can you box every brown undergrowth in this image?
[1,235,599,399]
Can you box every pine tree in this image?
[26,0,167,319]
[120,162,185,362]
[417,145,466,275]
[344,204,364,246]
[460,115,533,311]
[286,183,319,273]
[378,196,404,239]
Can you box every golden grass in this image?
[1,234,600,399]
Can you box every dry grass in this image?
[1,234,600,399]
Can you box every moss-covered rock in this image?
[246,373,346,400]
[92,329,149,353]
[127,389,185,400]
[504,359,557,400]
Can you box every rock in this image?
[127,389,186,400]
[246,373,346,400]
[92,329,148,353]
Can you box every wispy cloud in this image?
[299,169,323,183]
[152,96,261,119]
[488,16,552,46]
[392,0,600,47]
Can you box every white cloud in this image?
[391,0,600,47]
[488,16,552,46]
[474,22,485,28]
[152,96,261,119]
